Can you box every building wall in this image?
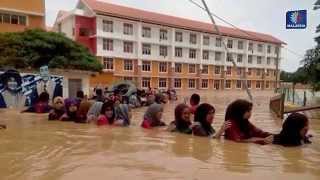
[57,6,282,90]
[0,0,45,32]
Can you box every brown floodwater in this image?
[0,90,319,180]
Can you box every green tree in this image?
[300,1,320,90]
[0,29,102,72]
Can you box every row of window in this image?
[139,78,273,89]
[103,58,277,76]
[102,39,277,64]
[0,13,27,26]
[102,20,279,54]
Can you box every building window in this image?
[236,80,242,89]
[226,66,232,75]
[124,41,133,53]
[214,66,221,74]
[267,57,271,65]
[258,44,263,52]
[227,39,233,49]
[160,46,168,57]
[103,57,113,70]
[175,32,183,42]
[227,53,233,62]
[214,80,220,90]
[201,79,208,89]
[175,63,182,73]
[124,77,133,81]
[267,45,271,53]
[160,29,168,40]
[190,33,197,44]
[124,59,133,71]
[123,23,133,35]
[274,58,278,66]
[203,50,209,60]
[103,38,113,51]
[256,81,261,89]
[189,64,196,73]
[238,41,244,50]
[3,14,10,23]
[216,37,222,47]
[142,61,151,72]
[256,69,261,76]
[266,81,270,88]
[215,52,221,61]
[248,68,252,76]
[203,36,210,46]
[237,68,243,76]
[159,62,167,73]
[225,80,231,89]
[174,79,182,88]
[266,69,270,76]
[248,43,253,52]
[159,78,167,88]
[257,56,262,64]
[248,55,253,64]
[202,65,208,74]
[237,54,243,63]
[103,20,113,32]
[175,47,183,57]
[189,79,196,89]
[142,44,151,55]
[275,46,279,54]
[11,15,18,24]
[79,28,90,36]
[142,78,151,88]
[189,49,196,59]
[247,80,252,89]
[142,27,151,38]
[18,15,26,25]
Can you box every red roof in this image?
[82,0,285,45]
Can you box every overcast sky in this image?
[45,0,320,72]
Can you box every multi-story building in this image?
[54,0,285,90]
[0,0,45,33]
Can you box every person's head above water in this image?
[100,100,115,123]
[190,93,200,106]
[274,113,311,146]
[76,90,84,99]
[194,103,215,134]
[225,99,253,122]
[53,96,64,110]
[175,103,191,131]
[144,103,164,123]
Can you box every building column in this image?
[137,22,142,89]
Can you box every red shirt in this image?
[225,120,271,142]
[97,115,110,126]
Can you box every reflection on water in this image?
[0,90,319,180]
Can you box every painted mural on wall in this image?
[0,70,63,108]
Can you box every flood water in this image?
[0,90,319,180]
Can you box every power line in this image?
[188,0,305,59]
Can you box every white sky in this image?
[45,0,320,72]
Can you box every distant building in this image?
[54,0,286,90]
[0,0,45,33]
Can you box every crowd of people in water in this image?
[0,87,312,147]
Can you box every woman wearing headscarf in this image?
[141,103,166,129]
[76,96,92,123]
[168,103,192,134]
[87,101,103,123]
[48,96,65,120]
[114,104,131,127]
[60,98,78,122]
